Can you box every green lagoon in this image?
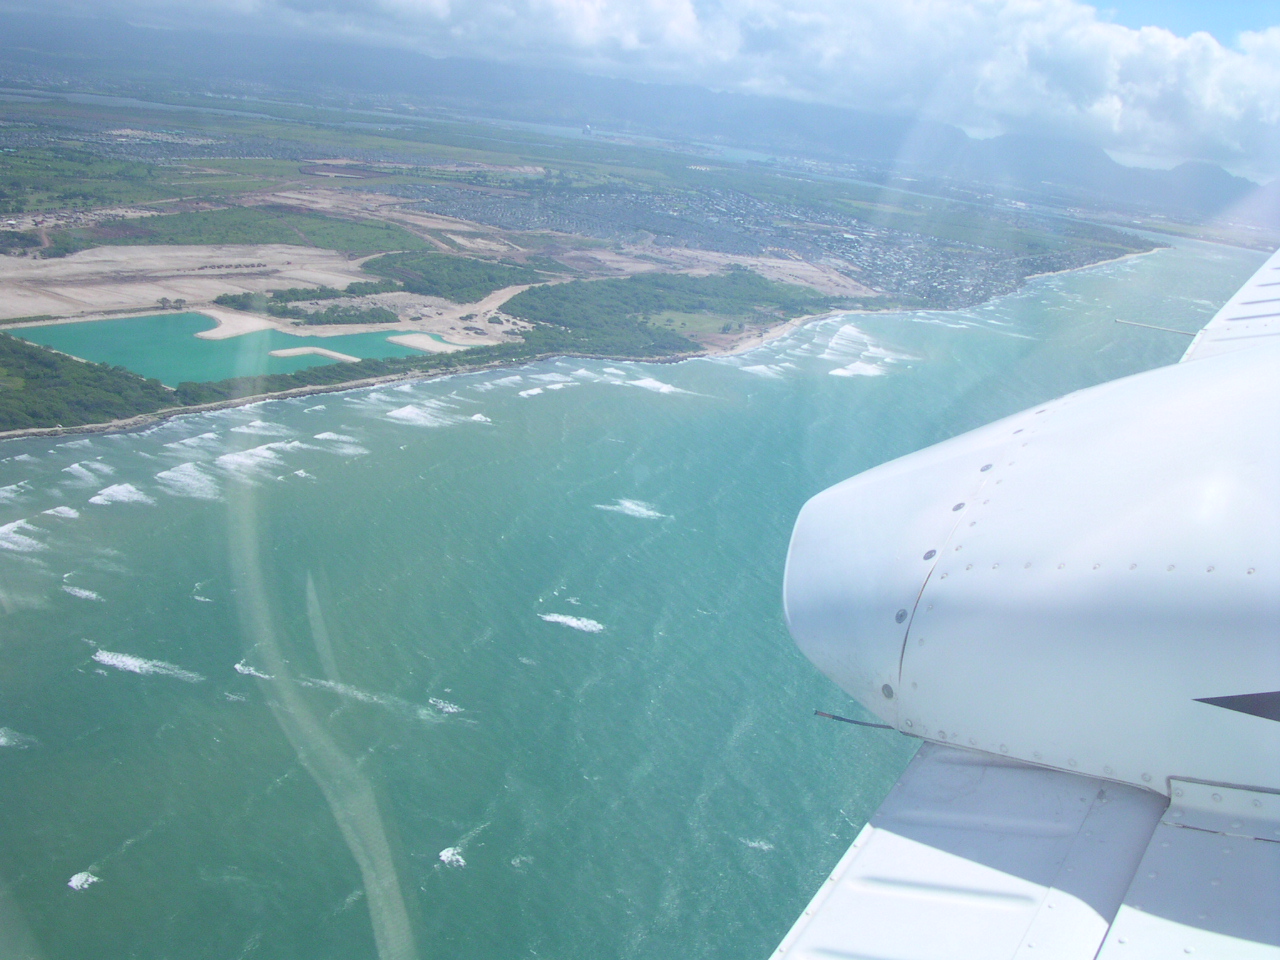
[14,312,424,385]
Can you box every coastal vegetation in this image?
[0,333,172,429]
[361,252,544,302]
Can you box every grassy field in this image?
[49,206,431,255]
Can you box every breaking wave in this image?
[155,462,220,500]
[539,613,605,633]
[594,499,667,519]
[92,649,204,683]
[89,483,155,506]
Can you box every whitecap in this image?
[0,483,26,504]
[428,697,463,715]
[490,376,523,387]
[0,727,37,748]
[61,463,111,483]
[601,367,627,376]
[386,403,458,427]
[92,649,204,683]
[304,404,327,412]
[59,439,93,449]
[62,585,104,602]
[545,382,578,391]
[43,506,80,518]
[594,499,667,519]
[293,469,315,479]
[438,847,465,868]
[470,414,491,423]
[230,420,293,437]
[539,613,605,633]
[741,364,784,379]
[314,432,357,442]
[0,520,44,553]
[163,431,219,450]
[517,387,544,398]
[88,483,155,506]
[68,872,100,891]
[10,454,35,463]
[233,661,272,680]
[155,462,220,500]
[741,839,775,851]
[829,361,887,378]
[214,444,287,480]
[531,373,573,383]
[626,378,688,394]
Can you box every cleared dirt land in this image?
[0,244,373,320]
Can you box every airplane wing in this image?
[1182,246,1280,362]
[776,248,1280,960]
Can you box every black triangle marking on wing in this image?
[1195,691,1280,722]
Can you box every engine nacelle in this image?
[784,340,1280,795]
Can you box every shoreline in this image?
[0,247,1168,442]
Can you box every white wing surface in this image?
[1182,246,1280,362]
[773,746,1280,959]
[778,247,1280,959]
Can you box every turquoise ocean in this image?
[0,240,1264,960]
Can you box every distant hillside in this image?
[0,10,1265,225]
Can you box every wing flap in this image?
[1095,780,1280,958]
[1181,247,1280,362]
[772,744,1165,960]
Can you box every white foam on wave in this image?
[741,838,775,851]
[518,387,543,398]
[10,454,35,463]
[546,382,577,391]
[829,361,887,377]
[62,585,104,602]
[43,506,80,518]
[626,377,689,395]
[821,323,915,377]
[88,483,155,506]
[230,420,293,437]
[571,368,605,381]
[312,432,370,456]
[305,404,327,412]
[539,613,605,633]
[298,677,457,722]
[63,460,113,484]
[155,462,220,500]
[741,364,785,379]
[0,482,27,504]
[594,499,667,519]
[531,373,573,383]
[59,439,94,449]
[93,649,204,683]
[385,399,460,428]
[602,367,627,376]
[214,442,303,480]
[0,727,37,748]
[68,872,100,890]
[490,375,523,388]
[234,661,272,680]
[0,520,45,553]
[470,414,491,423]
[164,431,219,450]
[438,847,465,868]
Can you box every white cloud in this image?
[37,0,1280,174]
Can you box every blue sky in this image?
[1104,1,1278,44]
